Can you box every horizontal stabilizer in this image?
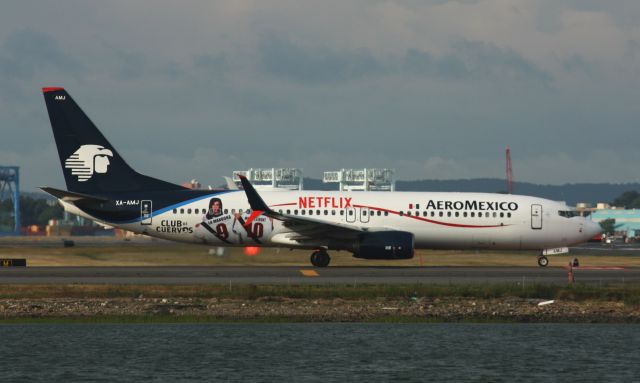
[40,186,109,203]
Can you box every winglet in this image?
[238,175,270,212]
[223,176,239,190]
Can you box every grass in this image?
[1,283,639,305]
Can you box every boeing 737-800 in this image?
[41,88,601,267]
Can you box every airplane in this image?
[40,87,602,267]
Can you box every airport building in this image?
[323,168,395,191]
[590,208,640,238]
[232,168,304,190]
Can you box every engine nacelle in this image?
[352,231,414,260]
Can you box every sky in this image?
[1,0,640,192]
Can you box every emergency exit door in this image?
[359,208,370,223]
[531,204,542,230]
[141,200,152,225]
[346,207,356,223]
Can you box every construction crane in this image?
[505,147,513,194]
[0,166,20,235]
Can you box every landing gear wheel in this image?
[310,250,331,267]
[538,256,549,267]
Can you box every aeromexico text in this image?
[296,197,518,211]
[424,200,518,211]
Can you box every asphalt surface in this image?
[570,241,640,255]
[0,266,637,285]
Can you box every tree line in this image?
[0,196,63,227]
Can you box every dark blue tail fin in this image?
[42,87,186,194]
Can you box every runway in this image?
[1,266,638,285]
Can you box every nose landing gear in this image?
[310,250,331,267]
[537,255,549,267]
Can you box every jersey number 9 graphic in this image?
[215,223,229,240]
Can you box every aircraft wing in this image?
[238,176,368,245]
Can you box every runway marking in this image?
[300,270,320,277]
[576,266,626,270]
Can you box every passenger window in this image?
[447,212,452,217]
[173,209,177,214]
[286,209,290,214]
[363,210,367,216]
[301,210,306,215]
[439,212,443,217]
[500,212,504,218]
[349,210,353,216]
[332,210,336,215]
[470,212,475,217]
[384,211,388,216]
[507,212,511,218]
[431,211,435,217]
[340,210,344,216]
[180,208,184,214]
[324,210,328,215]
[463,212,467,217]
[455,212,459,217]
[309,210,314,215]
[224,209,228,214]
[377,211,381,216]
[400,211,404,216]
[406,211,410,216]
[316,210,320,215]
[493,212,497,218]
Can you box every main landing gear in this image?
[310,250,331,267]
[537,255,549,267]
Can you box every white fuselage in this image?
[66,190,601,251]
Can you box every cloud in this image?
[2,1,640,192]
[0,29,85,105]
[0,29,84,81]
[403,40,553,82]
[258,35,385,83]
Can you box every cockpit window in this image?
[558,210,579,218]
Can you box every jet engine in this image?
[352,231,414,259]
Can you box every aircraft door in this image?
[141,200,153,225]
[531,204,542,230]
[346,207,356,223]
[359,208,370,223]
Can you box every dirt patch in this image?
[1,297,638,323]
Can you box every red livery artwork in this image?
[298,196,353,209]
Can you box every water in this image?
[1,323,638,382]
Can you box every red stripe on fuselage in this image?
[353,204,507,228]
[266,201,509,229]
[269,202,297,207]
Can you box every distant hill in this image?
[19,179,640,206]
[304,178,640,205]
